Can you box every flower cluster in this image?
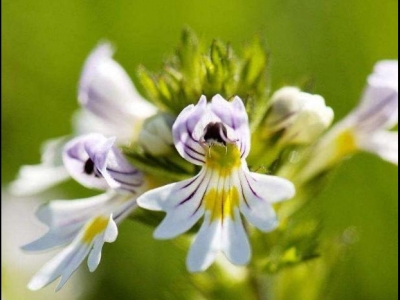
[10,32,398,291]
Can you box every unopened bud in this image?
[138,113,175,156]
[265,87,334,145]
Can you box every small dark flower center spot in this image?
[204,122,227,145]
[84,158,95,175]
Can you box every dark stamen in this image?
[84,158,95,175]
[203,122,228,146]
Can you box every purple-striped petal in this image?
[63,133,143,193]
[172,96,207,165]
[21,192,131,251]
[172,95,252,164]
[210,95,251,157]
[351,60,398,132]
[27,215,118,291]
[78,42,156,132]
[238,170,294,232]
[138,94,296,273]
[137,168,212,238]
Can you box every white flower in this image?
[75,42,156,143]
[23,134,145,291]
[342,60,398,164]
[265,87,334,145]
[62,133,143,192]
[328,60,398,164]
[9,42,156,196]
[299,60,398,182]
[137,95,295,272]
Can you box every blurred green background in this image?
[2,0,398,299]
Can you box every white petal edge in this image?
[27,215,118,291]
[138,169,212,239]
[27,240,91,291]
[22,192,122,251]
[237,170,295,232]
[186,212,222,273]
[360,131,398,165]
[8,165,70,196]
[9,136,70,196]
[87,215,118,272]
[137,169,208,211]
[221,209,251,265]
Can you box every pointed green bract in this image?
[137,28,271,126]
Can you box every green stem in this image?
[248,268,266,300]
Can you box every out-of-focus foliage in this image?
[2,0,397,300]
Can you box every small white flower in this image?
[10,42,156,196]
[299,60,398,182]
[343,60,398,164]
[328,60,398,164]
[76,42,156,143]
[63,133,143,192]
[137,95,295,272]
[265,87,334,145]
[23,134,145,291]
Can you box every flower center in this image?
[205,143,242,174]
[202,122,241,173]
[335,128,358,158]
[84,158,95,175]
[203,122,228,146]
[82,216,109,243]
[83,158,102,178]
[204,186,240,221]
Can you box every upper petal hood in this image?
[77,42,156,143]
[172,95,251,165]
[63,133,144,193]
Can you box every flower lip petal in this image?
[27,213,120,291]
[221,209,251,266]
[137,168,211,239]
[235,170,291,232]
[87,215,118,272]
[186,212,222,273]
[359,131,398,165]
[27,238,91,291]
[21,192,126,252]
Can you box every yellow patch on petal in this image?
[204,186,240,221]
[205,143,241,176]
[82,216,109,243]
[335,128,358,158]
